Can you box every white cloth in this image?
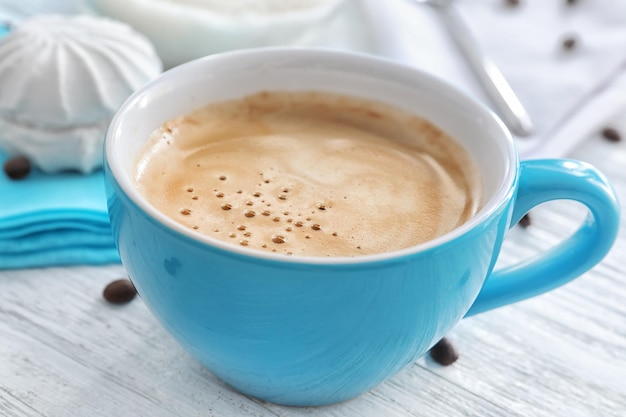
[333,0,626,159]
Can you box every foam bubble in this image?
[272,235,286,244]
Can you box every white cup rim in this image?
[106,47,518,265]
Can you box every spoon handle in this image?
[436,5,534,137]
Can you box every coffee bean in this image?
[3,155,32,180]
[518,213,532,228]
[601,127,622,143]
[103,278,137,304]
[429,337,459,366]
[561,36,578,50]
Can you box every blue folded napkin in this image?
[0,26,119,269]
[0,150,120,269]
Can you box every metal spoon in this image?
[413,0,534,137]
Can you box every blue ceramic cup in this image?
[104,48,620,406]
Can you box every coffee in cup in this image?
[134,91,483,257]
[104,48,619,406]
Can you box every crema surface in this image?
[134,91,482,257]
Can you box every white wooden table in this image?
[1,2,626,417]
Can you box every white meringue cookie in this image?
[0,15,163,173]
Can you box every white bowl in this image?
[82,0,347,69]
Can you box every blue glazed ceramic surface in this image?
[104,48,620,406]
[106,164,509,404]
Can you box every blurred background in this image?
[1,0,625,158]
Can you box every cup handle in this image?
[466,159,620,317]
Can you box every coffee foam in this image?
[134,91,482,257]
